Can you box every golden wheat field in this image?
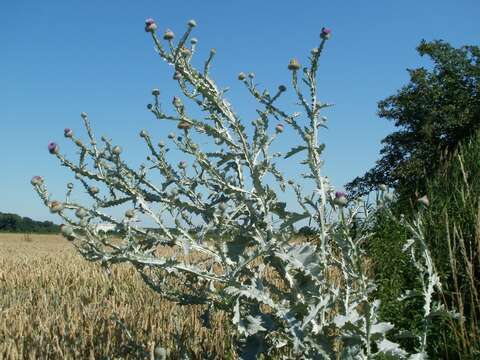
[0,233,236,360]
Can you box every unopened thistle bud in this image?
[248,73,255,79]
[67,182,74,189]
[173,96,183,108]
[168,132,175,139]
[60,224,74,238]
[152,88,160,96]
[417,195,430,207]
[278,85,287,92]
[163,29,175,40]
[112,145,122,155]
[158,141,166,148]
[177,121,191,130]
[288,58,301,71]
[190,37,198,45]
[48,142,59,154]
[75,208,87,218]
[238,72,246,81]
[333,191,348,207]
[181,47,191,57]
[89,186,99,195]
[147,103,153,110]
[80,112,88,119]
[178,160,187,169]
[31,176,44,186]
[275,123,284,133]
[145,18,157,33]
[140,130,148,138]
[49,200,64,213]
[125,209,135,219]
[64,128,73,138]
[218,202,227,211]
[187,19,197,28]
[320,27,332,40]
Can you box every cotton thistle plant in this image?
[33,18,423,358]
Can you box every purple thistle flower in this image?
[334,191,348,207]
[31,176,44,186]
[64,128,73,138]
[321,27,332,40]
[48,142,59,154]
[145,18,157,32]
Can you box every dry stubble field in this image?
[0,233,236,359]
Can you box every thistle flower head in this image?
[238,72,246,81]
[64,128,73,138]
[187,19,197,28]
[168,132,175,139]
[333,191,348,207]
[320,27,332,40]
[151,88,160,96]
[80,112,88,119]
[140,130,148,138]
[88,186,99,195]
[218,202,227,211]
[125,209,135,219]
[48,142,59,154]
[60,224,74,237]
[278,85,287,92]
[379,184,387,191]
[180,47,191,57]
[163,29,175,40]
[49,200,64,213]
[190,37,198,45]
[145,18,157,32]
[75,208,87,218]
[172,96,183,108]
[31,176,44,186]
[179,160,187,169]
[158,141,166,148]
[275,123,284,133]
[288,58,301,71]
[177,121,192,130]
[112,145,122,155]
[67,182,74,189]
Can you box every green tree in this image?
[347,40,480,198]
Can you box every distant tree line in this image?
[0,212,60,233]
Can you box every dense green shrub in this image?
[0,212,60,233]
[369,131,480,358]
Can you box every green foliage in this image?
[420,131,480,358]
[367,204,424,353]
[347,40,480,198]
[0,212,60,233]
[369,131,480,358]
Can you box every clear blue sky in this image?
[1,0,478,222]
